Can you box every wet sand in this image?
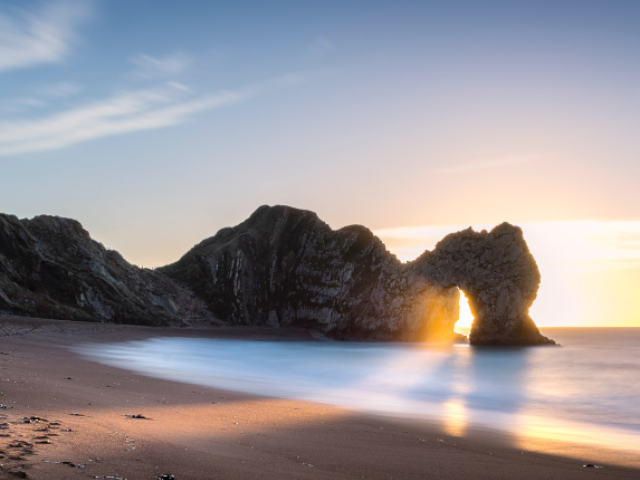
[0,315,636,479]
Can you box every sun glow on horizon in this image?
[376,220,640,328]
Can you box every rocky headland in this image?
[0,205,553,345]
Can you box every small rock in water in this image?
[157,475,175,480]
[582,463,603,469]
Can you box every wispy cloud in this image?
[166,81,190,92]
[434,156,530,174]
[0,70,308,156]
[0,0,92,72]
[307,37,335,58]
[129,52,192,79]
[0,81,82,114]
[39,81,82,98]
[0,84,247,155]
[374,220,640,269]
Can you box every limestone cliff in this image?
[0,206,553,345]
[0,214,210,326]
[159,205,460,341]
[413,223,553,345]
[161,205,553,345]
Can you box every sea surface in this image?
[75,328,640,455]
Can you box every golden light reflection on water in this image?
[440,344,471,437]
[442,398,467,437]
[512,412,640,468]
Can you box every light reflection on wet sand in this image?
[76,328,640,468]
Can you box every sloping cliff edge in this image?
[0,205,553,346]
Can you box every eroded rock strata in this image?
[0,206,553,345]
[159,205,461,341]
[0,214,210,326]
[161,205,553,345]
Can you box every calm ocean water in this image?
[75,328,640,454]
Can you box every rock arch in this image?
[413,223,554,345]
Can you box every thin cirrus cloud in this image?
[38,81,82,99]
[129,52,192,79]
[0,81,83,115]
[0,84,248,156]
[374,220,640,269]
[0,0,92,72]
[0,72,308,156]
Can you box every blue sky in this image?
[1,0,640,277]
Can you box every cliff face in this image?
[160,205,553,345]
[0,214,210,326]
[158,206,460,341]
[0,206,553,345]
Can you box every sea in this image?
[74,328,640,458]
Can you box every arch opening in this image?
[455,288,474,336]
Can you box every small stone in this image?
[125,414,150,420]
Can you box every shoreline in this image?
[0,315,637,479]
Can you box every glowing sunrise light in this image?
[376,220,640,327]
[457,290,474,330]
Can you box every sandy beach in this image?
[0,315,636,480]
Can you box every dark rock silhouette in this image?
[160,205,460,341]
[413,223,553,345]
[0,214,210,326]
[0,206,553,345]
[161,205,553,345]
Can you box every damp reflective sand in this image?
[75,328,640,464]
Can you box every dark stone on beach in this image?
[157,475,176,480]
[22,416,46,424]
[125,413,150,420]
[8,471,27,478]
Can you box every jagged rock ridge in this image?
[159,205,460,341]
[161,205,553,345]
[0,214,210,326]
[0,206,553,345]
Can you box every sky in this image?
[1,1,639,327]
